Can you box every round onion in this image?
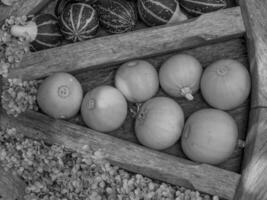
[181,108,238,165]
[37,72,83,119]
[81,85,128,132]
[135,97,184,150]
[159,54,203,100]
[200,59,251,110]
[115,60,159,103]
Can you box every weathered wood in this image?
[8,7,245,80]
[234,108,267,200]
[71,38,249,173]
[0,110,240,200]
[0,0,52,24]
[0,167,25,200]
[234,1,267,199]
[239,1,267,108]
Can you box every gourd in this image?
[200,59,251,110]
[10,14,63,51]
[55,0,98,17]
[97,0,137,34]
[135,97,184,150]
[81,85,128,132]
[179,0,227,16]
[137,0,187,27]
[59,2,99,42]
[159,54,203,101]
[181,108,238,165]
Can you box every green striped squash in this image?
[97,0,137,34]
[137,0,187,27]
[179,0,227,16]
[55,0,98,17]
[10,14,63,51]
[59,2,99,42]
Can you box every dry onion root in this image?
[0,127,219,200]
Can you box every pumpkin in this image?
[59,2,99,42]
[55,0,98,17]
[179,0,227,16]
[96,0,137,34]
[10,14,63,51]
[137,0,187,27]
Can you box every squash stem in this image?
[181,87,194,101]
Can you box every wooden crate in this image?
[1,1,266,200]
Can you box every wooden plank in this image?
[0,110,240,200]
[234,1,267,199]
[239,1,267,108]
[71,38,249,173]
[0,167,25,200]
[0,0,52,24]
[234,108,267,200]
[8,7,245,80]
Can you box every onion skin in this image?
[81,85,128,132]
[135,97,184,150]
[159,54,202,100]
[200,59,251,110]
[115,60,159,103]
[181,109,238,165]
[37,72,83,119]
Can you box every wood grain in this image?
[71,38,249,173]
[0,167,25,200]
[0,0,52,24]
[0,110,240,200]
[234,108,267,200]
[8,7,245,80]
[234,1,267,199]
[238,0,267,108]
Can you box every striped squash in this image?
[97,0,137,34]
[137,0,187,27]
[179,0,227,16]
[59,2,99,42]
[55,0,98,17]
[10,14,63,51]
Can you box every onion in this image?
[135,97,184,150]
[181,108,238,165]
[81,85,128,132]
[200,59,251,110]
[159,54,203,100]
[37,72,83,119]
[115,60,159,103]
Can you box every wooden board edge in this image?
[234,1,267,199]
[8,6,245,80]
[0,110,240,200]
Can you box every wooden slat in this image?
[239,1,267,108]
[0,0,52,24]
[234,1,267,199]
[234,108,267,199]
[0,167,25,200]
[8,7,245,80]
[0,110,240,200]
[72,38,249,173]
